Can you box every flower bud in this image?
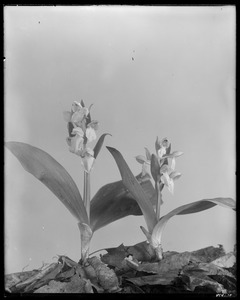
[150,153,161,183]
[136,155,148,164]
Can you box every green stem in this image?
[156,181,162,220]
[83,171,91,220]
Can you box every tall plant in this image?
[5,100,156,264]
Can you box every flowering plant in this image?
[6,100,111,263]
[5,102,236,266]
[107,137,235,260]
[5,100,156,264]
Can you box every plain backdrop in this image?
[4,6,236,274]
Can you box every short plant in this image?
[107,138,235,260]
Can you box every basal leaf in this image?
[5,141,89,224]
[106,147,157,233]
[90,174,157,232]
[78,222,93,263]
[151,198,236,246]
[93,134,111,159]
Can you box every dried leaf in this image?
[88,256,120,292]
[180,261,236,293]
[211,252,236,268]
[34,275,93,293]
[101,241,159,270]
[10,263,62,292]
[57,255,79,268]
[34,280,69,293]
[182,273,228,294]
[126,271,179,286]
[190,246,225,263]
[5,270,40,290]
[56,267,75,281]
[127,241,157,262]
[100,244,127,269]
[182,261,235,278]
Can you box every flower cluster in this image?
[136,137,183,194]
[63,100,99,172]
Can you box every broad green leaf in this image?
[151,198,236,246]
[93,134,111,159]
[5,141,89,224]
[107,147,157,233]
[90,174,157,232]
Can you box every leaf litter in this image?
[5,244,236,294]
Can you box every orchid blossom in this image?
[136,137,183,195]
[160,159,182,194]
[63,100,100,223]
[63,100,98,173]
[136,137,183,222]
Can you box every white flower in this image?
[161,171,174,194]
[158,147,166,159]
[66,127,84,155]
[71,107,89,124]
[135,154,151,179]
[71,101,82,112]
[86,127,97,143]
[157,137,170,160]
[63,101,89,129]
[160,158,181,194]
[64,101,100,173]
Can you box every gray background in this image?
[5,6,235,273]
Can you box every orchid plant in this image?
[63,100,100,220]
[5,102,235,266]
[107,138,236,261]
[6,100,107,264]
[5,100,158,265]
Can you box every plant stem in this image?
[156,181,162,220]
[83,170,91,220]
[78,222,92,265]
